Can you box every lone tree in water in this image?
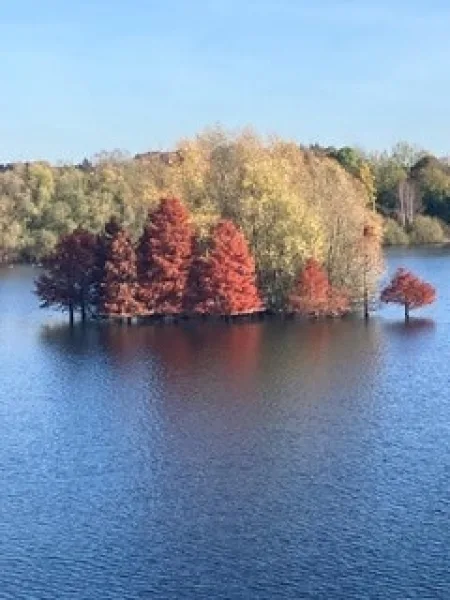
[101,225,141,317]
[187,220,262,315]
[137,198,194,314]
[288,258,349,318]
[381,268,436,322]
[35,229,98,325]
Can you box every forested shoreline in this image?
[0,128,441,322]
[34,197,434,325]
[2,129,449,321]
[35,197,356,323]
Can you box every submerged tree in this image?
[187,220,262,315]
[327,286,351,318]
[359,222,384,320]
[35,229,98,325]
[91,217,121,312]
[101,226,141,317]
[381,268,436,321]
[288,258,350,318]
[137,198,194,314]
[288,259,329,317]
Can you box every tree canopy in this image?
[35,229,98,324]
[137,198,194,314]
[187,220,262,315]
[381,268,436,321]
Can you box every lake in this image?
[1,248,449,599]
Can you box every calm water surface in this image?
[1,248,449,599]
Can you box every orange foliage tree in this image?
[100,226,141,317]
[381,268,436,321]
[93,217,121,312]
[35,228,98,325]
[288,258,350,318]
[187,220,262,315]
[137,198,194,314]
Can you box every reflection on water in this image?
[384,317,436,336]
[1,252,450,599]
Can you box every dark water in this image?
[1,248,449,599]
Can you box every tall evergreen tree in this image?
[35,228,98,325]
[137,198,194,314]
[101,226,141,316]
[188,220,262,315]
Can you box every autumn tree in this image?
[381,268,436,321]
[100,225,141,317]
[35,228,98,325]
[288,259,329,317]
[288,258,350,318]
[3,129,383,312]
[187,220,262,315]
[137,198,194,314]
[92,217,121,312]
[327,286,351,318]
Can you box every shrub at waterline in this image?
[409,215,446,245]
[383,218,410,246]
[288,258,350,318]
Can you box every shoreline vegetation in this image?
[34,197,435,326]
[0,129,438,322]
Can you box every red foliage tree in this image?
[381,268,436,321]
[101,226,141,317]
[35,229,98,325]
[137,198,194,314]
[288,259,329,317]
[288,258,350,318]
[327,286,350,317]
[187,220,262,315]
[92,217,121,312]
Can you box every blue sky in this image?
[1,0,449,162]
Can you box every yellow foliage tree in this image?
[139,129,383,309]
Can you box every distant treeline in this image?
[312,142,450,245]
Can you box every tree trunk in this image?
[81,302,86,322]
[69,304,74,327]
[405,303,410,322]
[363,289,369,321]
[363,265,369,321]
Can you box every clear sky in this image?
[1,0,449,162]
